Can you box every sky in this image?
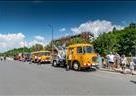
[0,0,136,52]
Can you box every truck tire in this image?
[73,61,80,71]
[52,60,57,67]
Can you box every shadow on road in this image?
[80,68,97,72]
[27,62,97,72]
[130,80,136,84]
[36,63,51,66]
[53,66,97,72]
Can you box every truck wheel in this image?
[73,62,80,71]
[53,60,57,67]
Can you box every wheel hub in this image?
[73,63,78,70]
[54,61,57,66]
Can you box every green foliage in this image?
[3,47,31,57]
[31,44,44,52]
[44,43,52,51]
[2,44,44,56]
[68,37,88,45]
[94,23,136,56]
[117,28,136,56]
[47,36,90,49]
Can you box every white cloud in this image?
[64,33,69,37]
[71,20,124,37]
[0,33,25,52]
[34,36,45,41]
[59,28,66,32]
[27,40,46,47]
[25,35,47,48]
[0,33,47,52]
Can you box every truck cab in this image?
[66,44,97,70]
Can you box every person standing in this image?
[121,55,127,73]
[106,52,115,70]
[114,53,121,68]
[130,58,135,75]
[4,56,6,61]
[102,57,107,68]
[66,49,73,71]
[97,54,103,69]
[0,56,3,61]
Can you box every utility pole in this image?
[23,41,26,58]
[48,25,54,56]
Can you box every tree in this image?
[117,29,136,56]
[30,44,44,52]
[94,23,136,56]
[68,37,88,45]
[129,23,136,29]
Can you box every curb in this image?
[99,68,136,75]
[99,68,116,72]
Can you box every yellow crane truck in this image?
[52,43,98,71]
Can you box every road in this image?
[0,60,136,95]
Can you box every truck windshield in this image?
[84,46,94,53]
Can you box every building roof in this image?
[31,51,50,54]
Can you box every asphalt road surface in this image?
[0,60,136,95]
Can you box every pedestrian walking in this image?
[97,53,103,69]
[106,52,115,70]
[4,56,6,61]
[120,55,127,73]
[129,58,135,75]
[0,57,3,61]
[102,57,107,68]
[114,53,121,68]
[66,49,73,71]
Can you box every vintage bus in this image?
[31,51,51,64]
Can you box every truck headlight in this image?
[92,63,96,65]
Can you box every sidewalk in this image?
[99,67,136,75]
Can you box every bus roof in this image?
[67,43,93,48]
[31,51,50,54]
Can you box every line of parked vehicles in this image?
[14,43,98,71]
[14,51,51,63]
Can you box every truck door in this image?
[77,47,83,65]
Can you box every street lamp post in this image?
[22,41,25,59]
[48,25,54,56]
